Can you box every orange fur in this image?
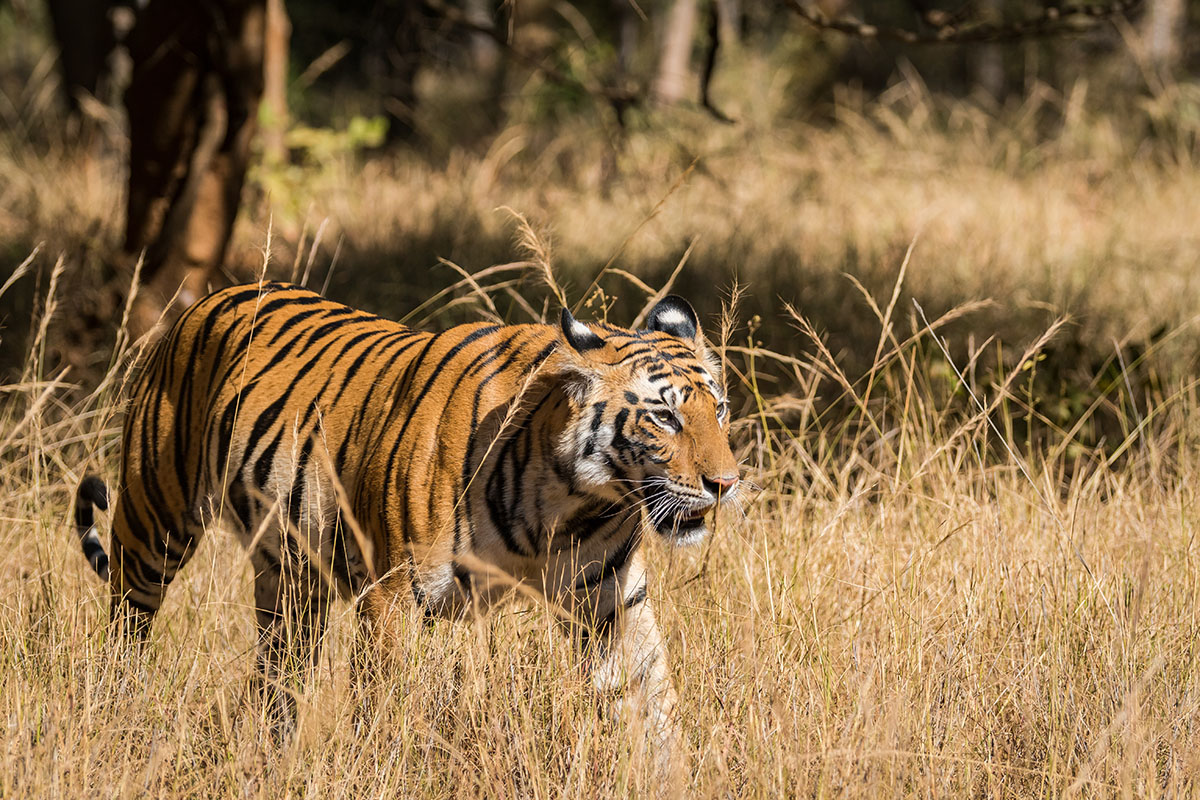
[74,281,741,762]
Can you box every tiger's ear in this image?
[560,308,606,354]
[646,295,700,343]
[557,308,604,403]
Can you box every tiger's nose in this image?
[702,474,739,496]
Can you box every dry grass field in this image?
[5,46,1200,797]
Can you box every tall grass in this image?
[1,229,1199,797]
[7,74,1200,443]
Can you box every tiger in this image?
[73,280,741,757]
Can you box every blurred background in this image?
[1,0,1197,456]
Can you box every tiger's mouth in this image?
[651,504,713,542]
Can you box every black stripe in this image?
[286,435,315,526]
[574,528,641,591]
[623,583,648,609]
[381,327,498,533]
[335,335,428,476]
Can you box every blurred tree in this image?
[465,0,500,73]
[38,0,437,338]
[45,0,116,129]
[971,0,1006,99]
[783,0,1145,107]
[28,0,1159,346]
[787,0,1144,44]
[715,0,739,45]
[262,0,291,163]
[654,0,698,104]
[122,0,266,337]
[1140,0,1184,74]
[613,0,640,81]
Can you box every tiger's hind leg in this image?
[248,542,331,737]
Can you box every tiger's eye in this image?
[652,409,680,432]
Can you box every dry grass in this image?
[5,37,1200,796]
[2,236,1200,797]
[9,72,1200,369]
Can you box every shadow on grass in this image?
[0,205,1182,464]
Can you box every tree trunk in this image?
[465,0,500,74]
[123,0,267,339]
[715,0,739,46]
[46,0,116,129]
[262,0,290,164]
[1141,0,1185,76]
[613,0,639,80]
[654,0,698,105]
[971,0,1005,101]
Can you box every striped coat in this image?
[75,281,741,758]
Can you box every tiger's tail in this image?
[74,475,110,582]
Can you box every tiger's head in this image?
[555,296,741,546]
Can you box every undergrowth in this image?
[1,236,1198,797]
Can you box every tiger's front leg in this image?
[572,549,683,776]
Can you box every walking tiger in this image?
[74,281,742,759]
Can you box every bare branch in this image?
[784,0,1142,45]
[701,0,735,124]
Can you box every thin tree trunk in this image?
[715,0,739,46]
[262,0,290,164]
[1141,0,1185,76]
[971,0,1005,100]
[654,0,698,105]
[465,0,500,73]
[613,0,639,79]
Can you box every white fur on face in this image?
[576,441,613,487]
[559,413,615,490]
[669,522,710,547]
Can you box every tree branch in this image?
[784,0,1143,44]
[701,0,735,124]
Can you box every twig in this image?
[700,1,734,124]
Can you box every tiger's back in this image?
[112,281,571,610]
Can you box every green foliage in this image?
[285,115,388,160]
[250,115,388,223]
[522,40,620,125]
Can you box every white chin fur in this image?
[666,522,709,547]
[575,457,613,489]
